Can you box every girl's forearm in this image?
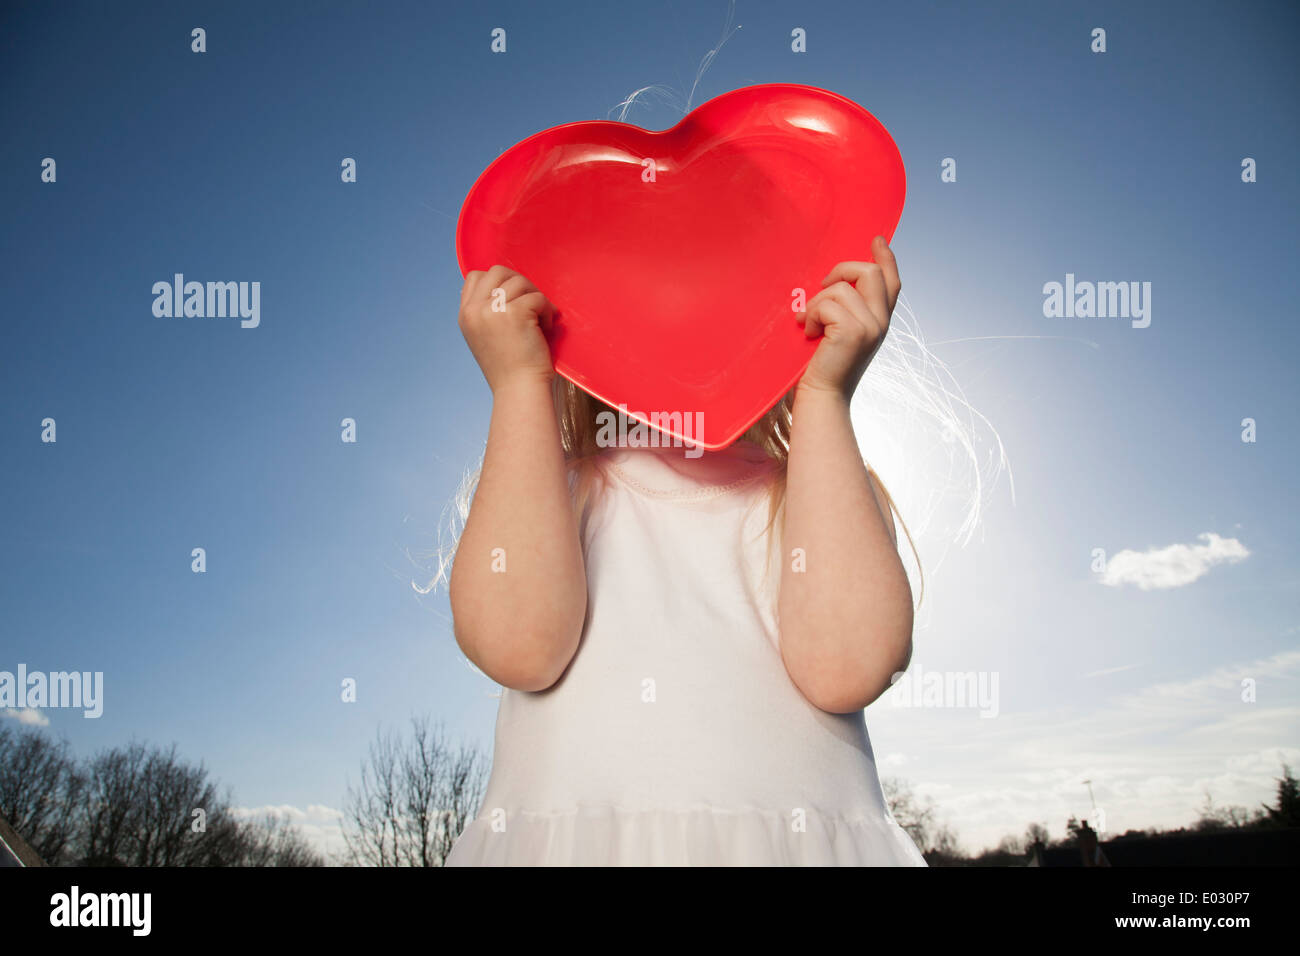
[449,375,588,691]
[777,383,914,712]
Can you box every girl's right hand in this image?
[458,264,557,392]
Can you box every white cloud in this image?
[1082,663,1139,678]
[1,708,50,726]
[1100,532,1249,590]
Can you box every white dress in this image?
[445,438,927,866]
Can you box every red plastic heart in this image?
[456,83,906,449]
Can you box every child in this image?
[444,235,925,865]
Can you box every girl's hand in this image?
[459,264,557,392]
[796,235,901,400]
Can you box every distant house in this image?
[0,813,44,867]
[1028,818,1300,866]
[1027,820,1108,867]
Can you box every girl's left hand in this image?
[796,235,901,400]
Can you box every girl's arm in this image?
[449,266,587,691]
[778,237,914,713]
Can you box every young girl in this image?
[443,235,925,865]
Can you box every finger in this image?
[461,270,481,308]
[473,265,513,310]
[822,263,889,330]
[497,272,537,301]
[812,285,886,354]
[809,281,875,335]
[805,297,855,340]
[854,266,890,331]
[872,235,902,306]
[801,297,824,339]
[536,296,556,334]
[481,263,514,292]
[514,291,553,328]
[821,261,874,286]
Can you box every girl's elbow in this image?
[786,633,913,714]
[799,673,891,714]
[485,650,572,692]
[452,618,580,692]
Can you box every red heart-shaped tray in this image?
[456,83,906,449]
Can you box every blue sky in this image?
[2,0,1297,855]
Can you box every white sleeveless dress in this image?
[445,439,927,866]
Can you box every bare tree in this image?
[996,833,1025,856]
[1195,790,1264,832]
[78,740,252,866]
[0,725,326,866]
[1024,821,1050,847]
[342,716,487,866]
[882,776,964,864]
[0,723,85,864]
[228,811,326,867]
[75,737,324,866]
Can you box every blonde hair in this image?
[420,376,924,607]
